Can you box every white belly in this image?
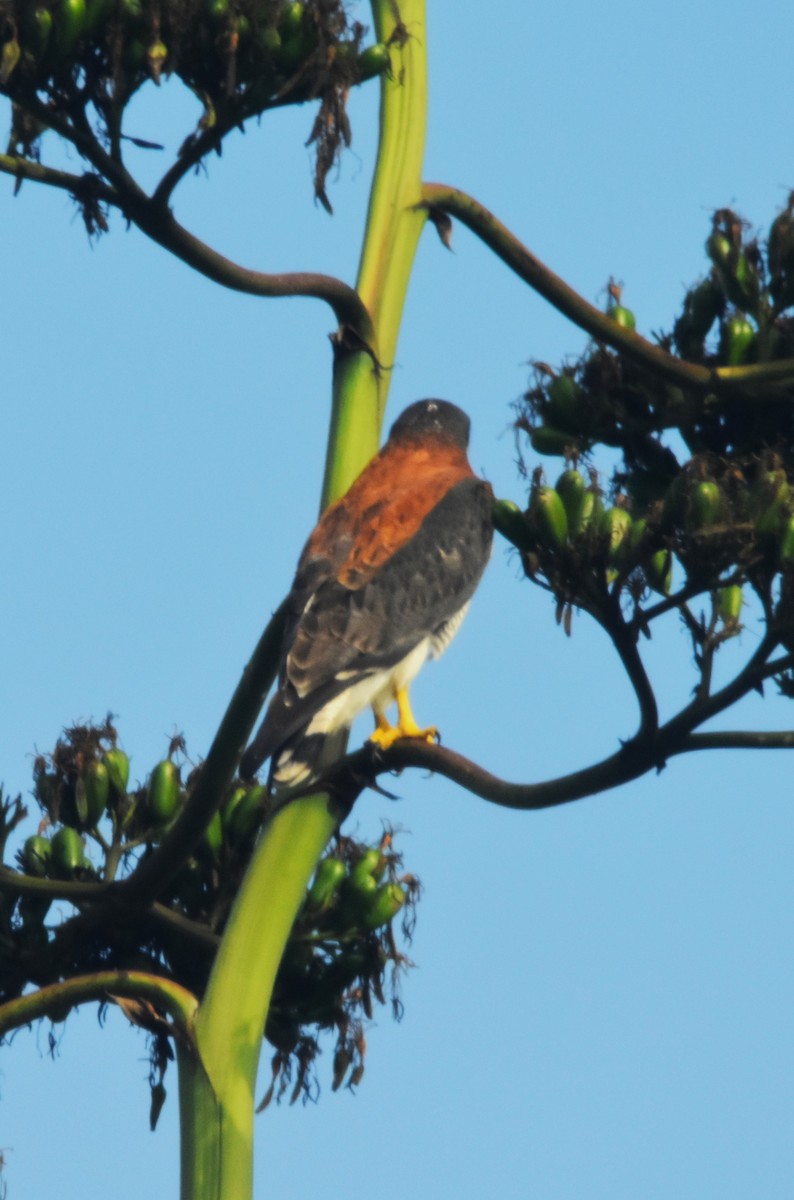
[305,636,433,736]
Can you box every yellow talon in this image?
[370,710,397,748]
[368,687,438,750]
[369,722,402,750]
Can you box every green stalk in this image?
[322,347,382,506]
[181,796,340,1199]
[178,1046,222,1200]
[321,0,429,505]
[356,0,429,393]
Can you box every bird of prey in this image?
[240,399,494,788]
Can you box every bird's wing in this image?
[290,442,474,598]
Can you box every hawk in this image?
[240,399,494,788]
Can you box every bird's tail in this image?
[240,723,349,790]
[267,727,349,790]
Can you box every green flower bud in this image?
[492,499,532,550]
[147,760,181,825]
[530,485,569,548]
[22,835,52,878]
[361,882,406,931]
[610,304,636,331]
[718,585,743,623]
[307,857,347,911]
[555,469,587,535]
[600,506,632,565]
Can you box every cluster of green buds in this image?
[263,833,418,1089]
[661,458,794,569]
[493,469,673,601]
[18,723,416,942]
[302,838,409,935]
[27,727,130,873]
[495,449,794,633]
[32,742,128,836]
[672,209,764,366]
[522,343,681,462]
[19,721,274,926]
[524,200,794,477]
[12,727,127,940]
[516,198,794,646]
[673,205,794,366]
[0,0,388,123]
[4,725,422,1105]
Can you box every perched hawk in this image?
[240,399,494,788]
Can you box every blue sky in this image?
[3,1,794,1196]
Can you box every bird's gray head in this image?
[388,399,471,448]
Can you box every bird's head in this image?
[388,399,471,449]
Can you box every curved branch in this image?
[8,97,375,339]
[334,736,659,811]
[614,633,658,738]
[327,642,793,812]
[589,596,658,739]
[125,199,375,338]
[0,970,198,1039]
[421,183,794,397]
[151,124,227,209]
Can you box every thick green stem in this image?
[322,344,383,506]
[178,1044,224,1200]
[321,0,429,505]
[357,0,429,386]
[182,796,340,1200]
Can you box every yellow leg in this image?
[396,687,437,742]
[368,688,438,750]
